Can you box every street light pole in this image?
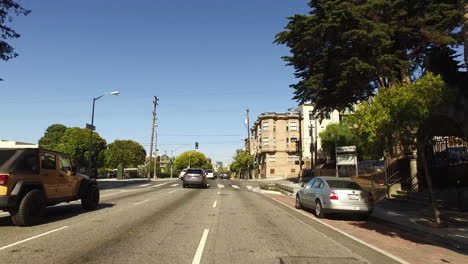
[87,91,119,177]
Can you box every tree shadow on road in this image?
[0,203,115,226]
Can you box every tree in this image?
[275,0,461,117]
[0,1,30,62]
[104,140,146,169]
[319,122,355,159]
[347,73,448,156]
[38,124,67,150]
[174,151,211,170]
[55,127,107,170]
[230,150,253,175]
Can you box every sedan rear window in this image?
[186,169,203,174]
[326,180,362,190]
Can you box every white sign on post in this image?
[335,145,358,177]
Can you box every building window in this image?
[270,168,275,174]
[288,154,299,162]
[290,137,298,147]
[289,121,298,131]
[291,168,296,173]
[273,121,277,132]
[273,137,276,147]
[269,154,276,162]
[262,137,269,147]
[262,122,269,131]
[286,138,289,147]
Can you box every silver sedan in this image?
[295,177,374,219]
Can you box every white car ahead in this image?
[205,169,215,179]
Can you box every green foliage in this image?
[105,140,146,168]
[38,124,67,150]
[0,1,31,62]
[348,73,449,155]
[174,151,211,170]
[319,122,355,159]
[55,127,107,169]
[275,0,461,117]
[230,150,253,173]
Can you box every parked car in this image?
[295,177,373,219]
[178,168,187,180]
[205,169,215,179]
[182,168,208,188]
[219,172,230,179]
[0,148,100,226]
[299,169,315,187]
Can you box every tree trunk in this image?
[461,0,468,67]
[421,143,442,225]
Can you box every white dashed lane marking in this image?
[0,226,69,251]
[192,229,210,264]
[232,185,240,189]
[246,186,253,190]
[217,184,225,188]
[212,200,217,208]
[170,184,179,187]
[133,199,149,206]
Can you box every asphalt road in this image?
[0,179,403,264]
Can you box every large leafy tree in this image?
[38,124,67,150]
[347,73,448,156]
[319,122,356,159]
[55,127,107,169]
[275,0,461,117]
[230,150,253,174]
[174,151,212,170]
[104,140,146,168]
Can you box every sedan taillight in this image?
[330,190,338,200]
[0,174,8,186]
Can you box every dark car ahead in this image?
[182,168,208,188]
[219,172,230,179]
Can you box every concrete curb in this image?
[369,214,468,251]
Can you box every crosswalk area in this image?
[166,183,254,191]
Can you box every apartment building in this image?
[251,112,301,178]
[298,103,340,168]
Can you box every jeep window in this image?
[0,150,21,172]
[15,150,40,174]
[41,153,57,170]
[59,156,72,172]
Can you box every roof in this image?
[0,140,38,149]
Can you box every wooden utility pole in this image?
[246,109,251,179]
[147,96,158,179]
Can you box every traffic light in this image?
[195,142,199,149]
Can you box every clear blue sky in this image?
[1,0,310,164]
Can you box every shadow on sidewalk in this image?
[350,217,468,255]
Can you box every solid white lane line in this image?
[168,190,177,194]
[265,195,410,264]
[0,226,69,251]
[246,185,253,190]
[139,184,151,187]
[217,184,224,188]
[232,185,240,189]
[192,229,210,264]
[133,199,149,206]
[212,200,217,208]
[170,184,179,187]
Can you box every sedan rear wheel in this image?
[315,200,325,218]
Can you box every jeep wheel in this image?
[11,189,46,227]
[82,185,100,211]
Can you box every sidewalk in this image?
[372,199,468,250]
